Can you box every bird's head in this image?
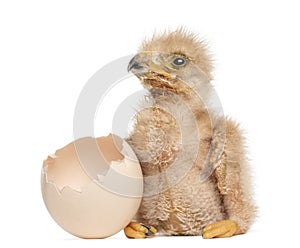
[128,29,213,97]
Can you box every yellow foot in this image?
[124,222,157,239]
[202,220,242,239]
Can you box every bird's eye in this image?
[172,56,186,67]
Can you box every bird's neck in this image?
[149,87,209,113]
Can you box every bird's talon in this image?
[124,222,157,238]
[203,220,241,239]
[141,223,157,235]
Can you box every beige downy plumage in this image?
[124,29,256,239]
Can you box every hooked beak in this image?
[127,52,151,75]
[127,52,173,79]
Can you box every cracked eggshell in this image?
[41,134,143,239]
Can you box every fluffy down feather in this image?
[126,29,256,237]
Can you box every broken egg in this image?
[41,134,143,238]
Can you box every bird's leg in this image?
[202,220,243,239]
[124,222,157,239]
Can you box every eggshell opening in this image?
[43,134,125,192]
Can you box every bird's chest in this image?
[137,98,202,174]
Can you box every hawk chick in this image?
[124,29,256,239]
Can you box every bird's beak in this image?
[128,52,172,78]
[127,52,151,75]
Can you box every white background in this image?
[1,0,299,247]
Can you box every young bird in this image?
[124,29,256,239]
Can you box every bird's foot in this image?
[202,220,242,239]
[124,222,157,238]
